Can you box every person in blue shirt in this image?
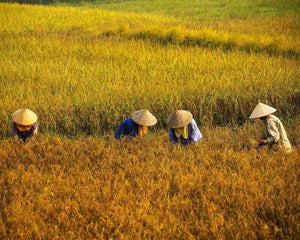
[115,109,157,140]
[167,110,202,145]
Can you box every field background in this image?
[0,0,299,239]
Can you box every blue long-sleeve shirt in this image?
[169,119,202,145]
[115,118,138,140]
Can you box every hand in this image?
[257,139,265,145]
[13,135,21,143]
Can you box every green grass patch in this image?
[79,0,300,20]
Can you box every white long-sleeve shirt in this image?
[263,115,292,152]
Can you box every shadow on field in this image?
[101,29,299,59]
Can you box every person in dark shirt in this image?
[115,109,157,140]
[12,108,38,143]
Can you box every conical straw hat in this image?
[132,109,157,126]
[249,103,277,119]
[12,108,37,125]
[166,110,193,128]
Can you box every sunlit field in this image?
[0,2,299,239]
[0,3,299,136]
[1,125,299,239]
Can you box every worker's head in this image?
[132,109,157,137]
[166,110,193,129]
[13,108,37,128]
[249,103,276,119]
[259,116,267,121]
[16,123,33,132]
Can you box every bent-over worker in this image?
[167,110,202,145]
[115,109,157,140]
[249,103,292,153]
[12,108,38,143]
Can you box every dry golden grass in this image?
[0,4,299,137]
[0,123,299,239]
[0,3,299,239]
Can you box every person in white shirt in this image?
[167,110,202,145]
[249,103,292,153]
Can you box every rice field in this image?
[0,2,299,239]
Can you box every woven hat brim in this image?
[132,110,157,126]
[167,110,193,128]
[13,108,37,125]
[249,103,277,119]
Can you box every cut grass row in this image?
[1,4,299,56]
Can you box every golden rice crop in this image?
[0,4,299,239]
[0,3,299,137]
[0,124,299,239]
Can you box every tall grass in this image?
[0,3,299,239]
[84,0,300,20]
[0,124,299,239]
[4,0,298,20]
[0,3,299,137]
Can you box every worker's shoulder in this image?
[190,118,196,124]
[267,114,281,125]
[123,117,133,123]
[122,117,135,126]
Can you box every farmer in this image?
[115,109,157,140]
[12,108,38,143]
[249,103,292,153]
[167,110,202,145]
